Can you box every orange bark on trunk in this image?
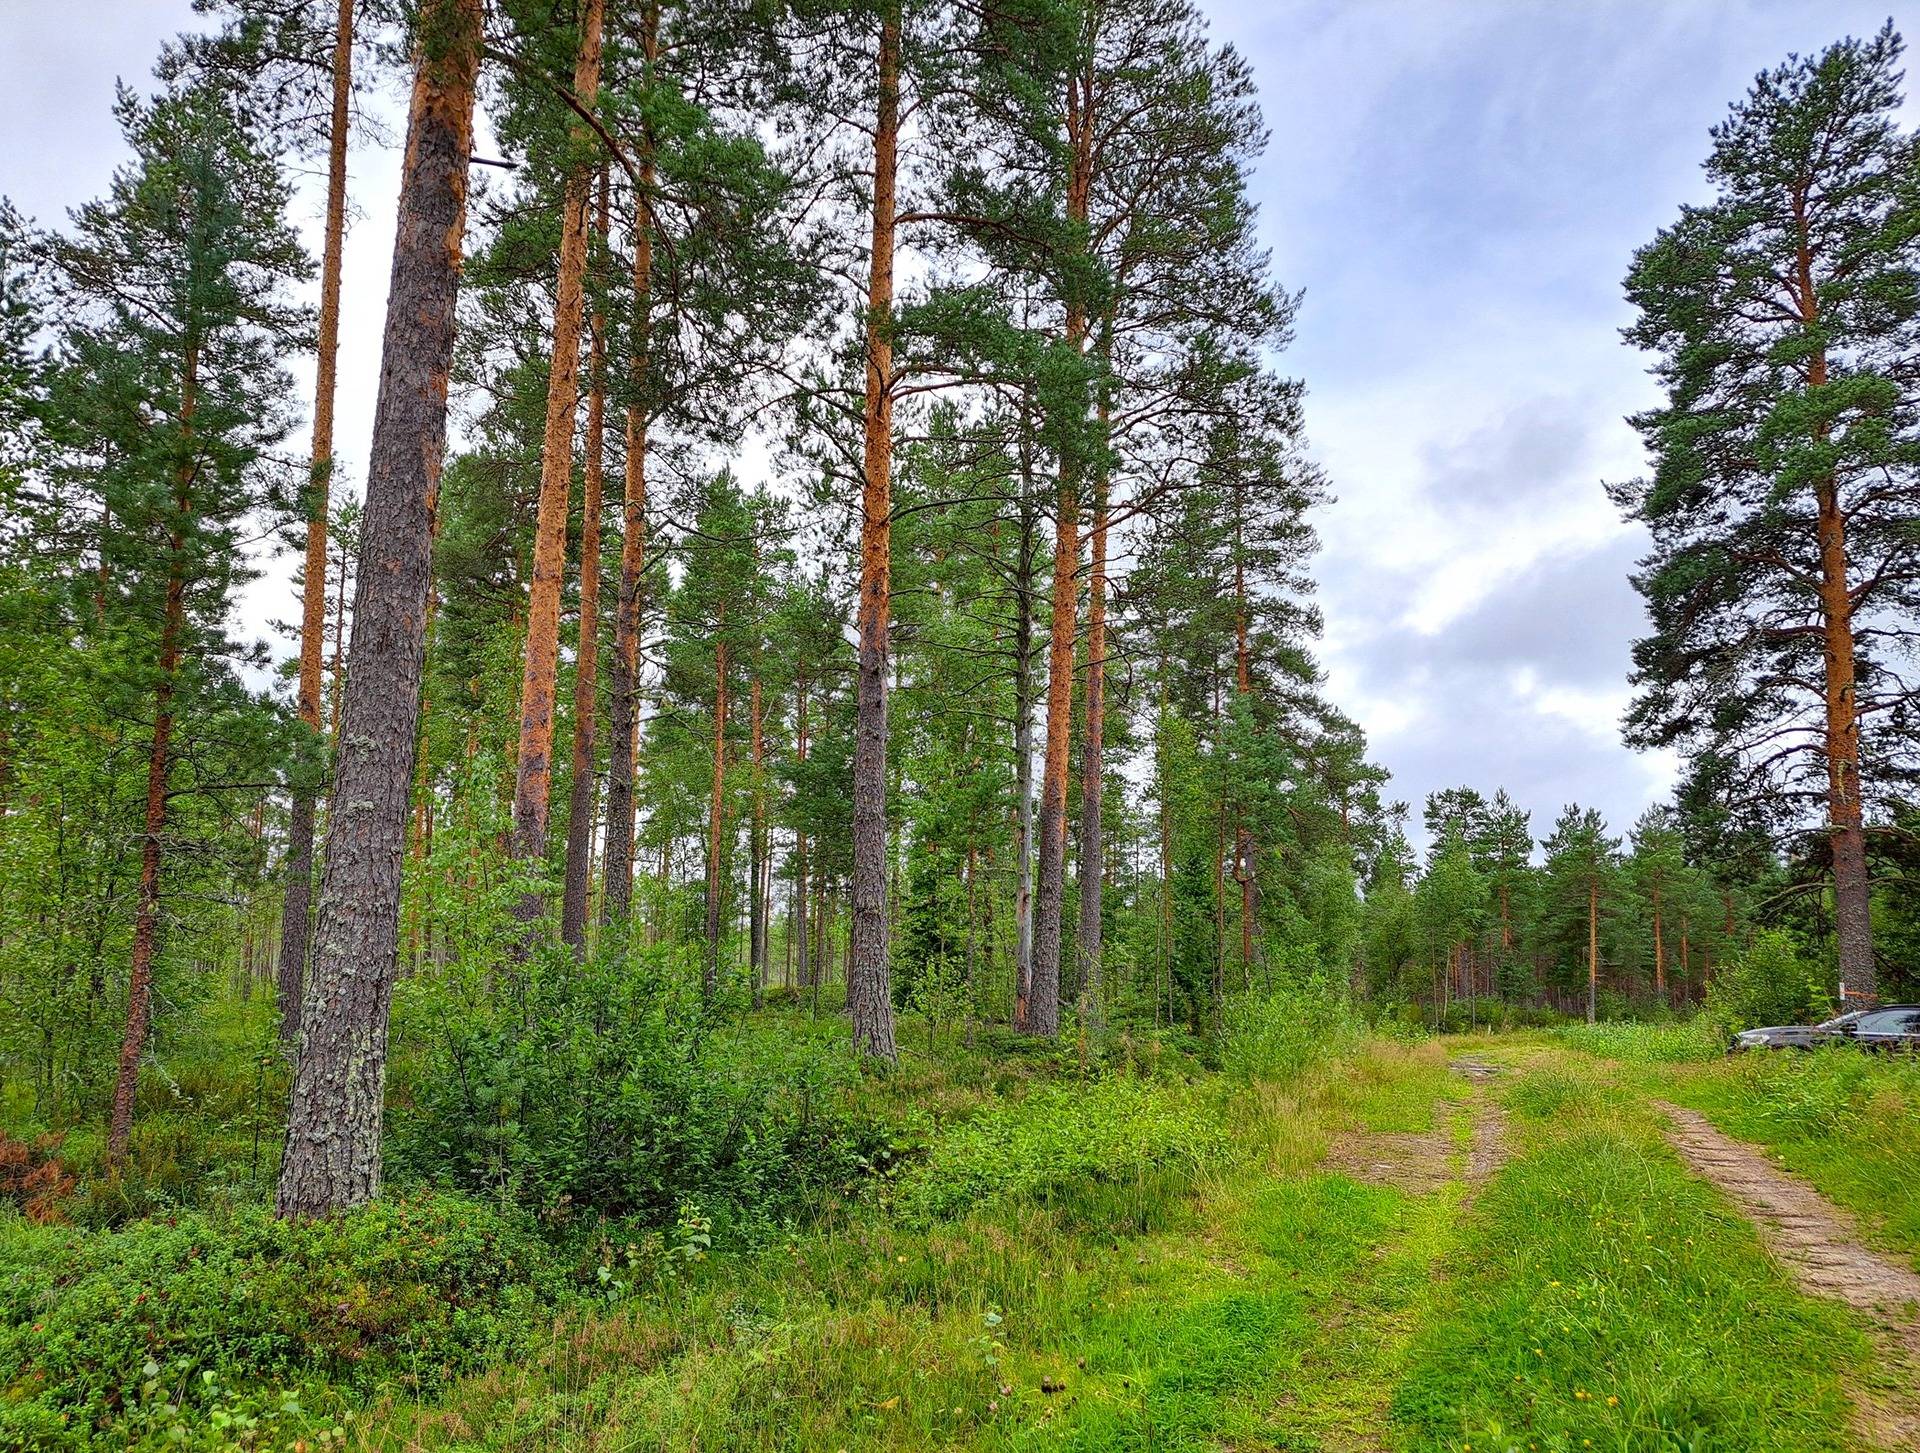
[510,0,605,898]
[601,3,657,926]
[1652,880,1666,999]
[1027,56,1095,1039]
[848,7,901,1060]
[1793,194,1876,1004]
[278,0,356,1045]
[560,169,611,953]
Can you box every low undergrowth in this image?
[0,1192,566,1450]
[1552,1016,1724,1064]
[352,1038,1426,1451]
[894,1075,1227,1225]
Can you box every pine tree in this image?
[1540,804,1621,1024]
[45,80,311,1159]
[278,0,482,1217]
[174,0,372,1048]
[507,0,605,917]
[1616,24,1920,1007]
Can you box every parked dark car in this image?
[1730,1005,1920,1053]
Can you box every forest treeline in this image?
[1,1,1919,1223]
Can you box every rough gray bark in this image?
[848,8,901,1060]
[277,0,480,1218]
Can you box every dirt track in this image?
[1656,1100,1920,1449]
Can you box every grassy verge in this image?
[1551,1021,1920,1272]
[1664,1048,1920,1272]
[1396,1052,1872,1452]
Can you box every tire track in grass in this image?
[1252,1057,1510,1450]
[1656,1099,1920,1451]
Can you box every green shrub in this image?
[1219,978,1362,1081]
[0,1191,563,1449]
[1705,928,1830,1032]
[896,1075,1226,1223]
[388,946,897,1243]
[1554,1016,1724,1063]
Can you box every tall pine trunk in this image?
[1232,484,1261,973]
[108,349,196,1161]
[703,634,728,1003]
[278,0,356,1046]
[1586,874,1599,1025]
[277,0,480,1217]
[1651,878,1666,999]
[1795,214,1876,1005]
[510,0,605,913]
[1027,63,1094,1038]
[794,677,810,990]
[1816,478,1875,1004]
[749,674,766,1006]
[1074,397,1108,1036]
[601,7,658,926]
[560,170,610,953]
[1011,399,1037,1024]
[848,7,901,1060]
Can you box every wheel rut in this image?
[1655,1099,1920,1450]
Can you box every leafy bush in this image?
[1554,1016,1723,1063]
[1219,978,1362,1081]
[0,1191,564,1449]
[389,946,897,1243]
[1705,928,1830,1033]
[896,1075,1226,1223]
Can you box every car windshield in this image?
[1815,1011,1865,1031]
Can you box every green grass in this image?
[1662,1047,1920,1272]
[11,1028,1916,1452]
[1395,1057,1874,1452]
[1552,1018,1725,1064]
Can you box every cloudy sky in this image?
[0,1,1905,851]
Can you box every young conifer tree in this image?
[47,81,310,1159]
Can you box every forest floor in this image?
[354,1032,1920,1453]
